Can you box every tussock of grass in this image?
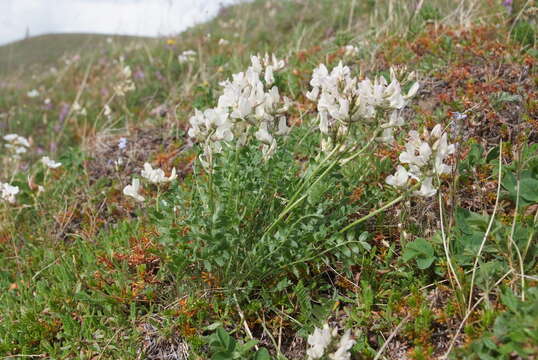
[0,0,537,359]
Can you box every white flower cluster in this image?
[3,134,30,157]
[306,63,419,150]
[27,89,40,98]
[72,102,87,116]
[141,163,177,184]
[123,178,144,202]
[123,163,177,202]
[0,182,19,204]
[218,38,230,46]
[114,65,135,96]
[188,54,290,167]
[306,324,355,360]
[386,124,456,197]
[178,50,197,64]
[343,45,359,57]
[41,156,62,169]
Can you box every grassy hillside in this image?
[0,33,153,76]
[0,0,536,359]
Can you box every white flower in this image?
[4,134,30,147]
[4,133,30,156]
[255,122,274,144]
[122,66,132,78]
[250,55,263,74]
[263,53,285,71]
[41,156,62,169]
[343,45,359,57]
[1,183,19,204]
[307,324,333,359]
[377,128,395,143]
[182,50,196,57]
[123,178,144,202]
[430,124,443,138]
[104,104,112,117]
[306,61,418,149]
[391,125,457,198]
[141,163,177,184]
[386,165,410,187]
[27,89,40,98]
[381,111,404,128]
[399,136,432,168]
[178,50,197,64]
[414,176,437,197]
[218,38,230,46]
[329,329,355,360]
[72,102,87,116]
[276,116,291,136]
[406,81,420,99]
[264,65,275,86]
[187,53,288,163]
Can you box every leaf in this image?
[212,352,232,360]
[402,238,435,269]
[500,290,520,313]
[217,327,233,350]
[254,348,271,360]
[275,278,291,291]
[519,177,538,202]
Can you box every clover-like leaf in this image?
[402,238,435,269]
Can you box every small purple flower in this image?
[58,103,70,123]
[502,0,512,12]
[452,112,467,121]
[155,71,165,82]
[134,69,145,80]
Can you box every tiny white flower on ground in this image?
[118,137,128,150]
[41,156,62,169]
[141,163,177,184]
[123,178,144,202]
[0,183,19,204]
[4,134,30,147]
[343,45,359,57]
[4,133,30,156]
[104,104,112,117]
[178,50,197,64]
[27,89,40,98]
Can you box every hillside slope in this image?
[0,0,536,359]
[0,33,152,76]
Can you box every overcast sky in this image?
[0,0,243,46]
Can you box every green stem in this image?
[264,128,381,236]
[339,191,411,234]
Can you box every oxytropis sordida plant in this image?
[188,53,291,170]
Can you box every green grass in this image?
[0,0,537,359]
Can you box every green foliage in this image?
[0,0,536,359]
[511,20,536,48]
[402,237,436,269]
[207,328,271,360]
[459,287,538,359]
[418,4,442,22]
